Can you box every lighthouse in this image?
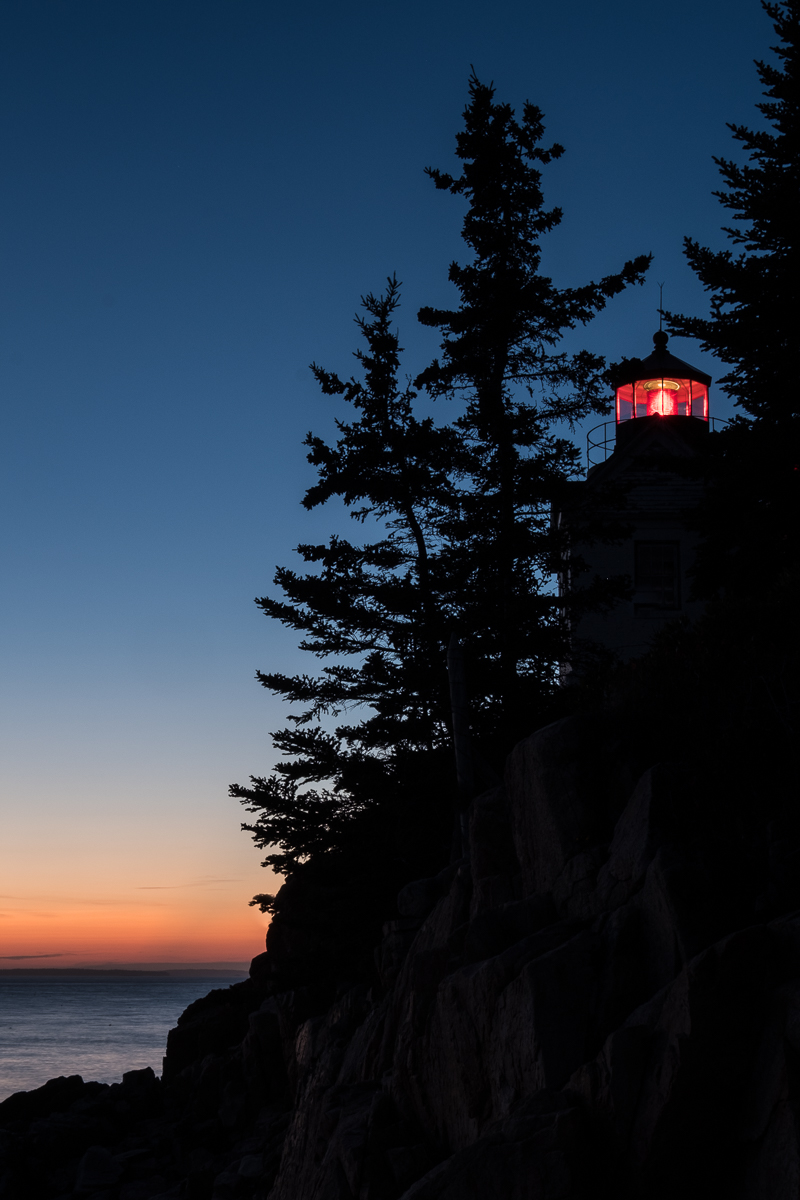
[558,331,714,669]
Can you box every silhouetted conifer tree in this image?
[231,281,458,892]
[231,78,649,984]
[416,73,650,750]
[665,0,800,595]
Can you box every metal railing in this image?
[586,421,615,468]
[586,416,729,469]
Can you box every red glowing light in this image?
[615,377,709,423]
[643,379,680,416]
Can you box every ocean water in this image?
[0,975,245,1101]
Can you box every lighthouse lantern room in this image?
[615,330,710,423]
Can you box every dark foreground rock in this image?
[3,714,799,1199]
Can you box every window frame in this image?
[633,540,681,615]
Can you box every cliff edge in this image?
[2,712,799,1199]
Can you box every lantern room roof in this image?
[616,330,712,387]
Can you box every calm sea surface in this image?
[0,975,245,1101]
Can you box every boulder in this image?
[467,787,520,918]
[398,1092,585,1200]
[505,716,615,897]
[0,1074,93,1125]
[76,1144,124,1191]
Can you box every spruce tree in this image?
[416,73,650,751]
[231,282,458,902]
[667,0,798,423]
[665,0,800,595]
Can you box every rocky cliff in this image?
[3,712,799,1199]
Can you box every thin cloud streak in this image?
[0,952,75,960]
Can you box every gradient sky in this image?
[0,0,770,963]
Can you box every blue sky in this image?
[0,0,770,960]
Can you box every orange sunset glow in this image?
[0,891,269,965]
[0,755,278,966]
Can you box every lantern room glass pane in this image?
[616,383,633,421]
[690,382,709,419]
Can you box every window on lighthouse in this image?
[634,541,681,614]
